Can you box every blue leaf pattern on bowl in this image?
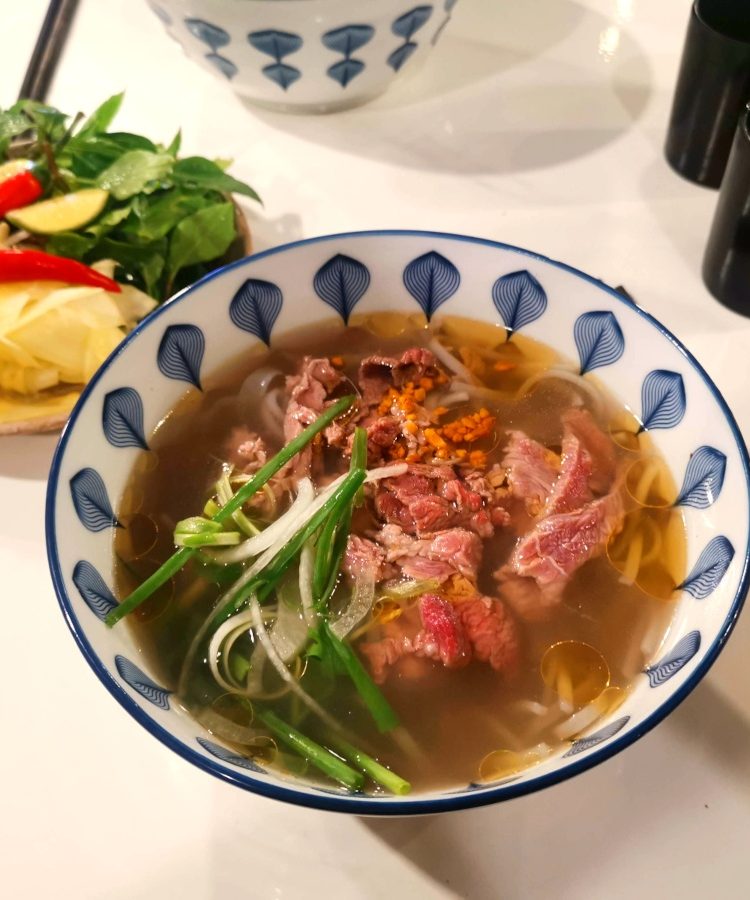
[115,655,171,710]
[197,737,266,772]
[644,630,701,687]
[639,369,686,431]
[674,446,727,509]
[328,58,366,88]
[314,254,371,323]
[678,536,735,599]
[563,716,630,757]
[248,30,303,58]
[322,24,375,55]
[206,53,237,80]
[262,62,302,90]
[492,269,547,336]
[157,323,205,390]
[389,5,433,70]
[185,18,230,51]
[248,30,303,90]
[387,43,418,71]
[70,468,120,532]
[229,278,283,345]
[72,560,117,621]
[403,250,460,319]
[573,310,625,374]
[392,5,434,38]
[321,25,375,88]
[102,387,148,450]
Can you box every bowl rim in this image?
[45,229,750,815]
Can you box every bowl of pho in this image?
[46,230,750,813]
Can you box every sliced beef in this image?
[456,594,520,675]
[502,431,560,514]
[224,427,268,470]
[359,592,519,683]
[543,432,593,515]
[494,567,567,622]
[283,357,343,475]
[511,489,624,585]
[375,524,483,582]
[374,464,507,538]
[562,408,616,493]
[413,594,471,668]
[357,348,441,408]
[343,536,389,582]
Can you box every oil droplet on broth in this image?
[121,512,159,559]
[540,640,610,707]
[478,749,533,782]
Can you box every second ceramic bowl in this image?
[147,0,459,112]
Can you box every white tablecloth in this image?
[3,2,749,897]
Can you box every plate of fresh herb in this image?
[0,92,258,434]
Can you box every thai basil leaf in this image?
[46,231,97,259]
[76,93,124,139]
[98,150,174,200]
[124,190,207,242]
[172,156,261,202]
[167,201,235,282]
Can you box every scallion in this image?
[105,395,356,627]
[256,708,364,792]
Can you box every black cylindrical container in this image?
[665,0,750,188]
[703,105,750,314]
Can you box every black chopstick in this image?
[18,0,80,102]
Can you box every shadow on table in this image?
[0,433,58,480]
[360,679,750,899]
[248,0,652,176]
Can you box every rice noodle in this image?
[516,367,604,416]
[249,597,340,731]
[331,572,376,639]
[553,702,603,740]
[513,699,549,717]
[259,386,287,440]
[451,381,508,402]
[428,338,476,383]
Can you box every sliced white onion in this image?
[331,573,376,640]
[271,579,310,663]
[208,478,315,564]
[299,542,317,629]
[196,707,259,746]
[207,609,256,693]
[249,597,340,731]
[428,338,476,383]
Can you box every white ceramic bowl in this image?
[46,231,750,814]
[146,0,458,112]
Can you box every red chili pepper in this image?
[0,248,121,292]
[0,169,44,218]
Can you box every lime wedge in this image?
[6,188,109,234]
[0,159,32,184]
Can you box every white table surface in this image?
[3,1,750,897]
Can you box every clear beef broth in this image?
[115,313,684,794]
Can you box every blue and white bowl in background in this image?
[46,231,749,814]
[146,0,458,112]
